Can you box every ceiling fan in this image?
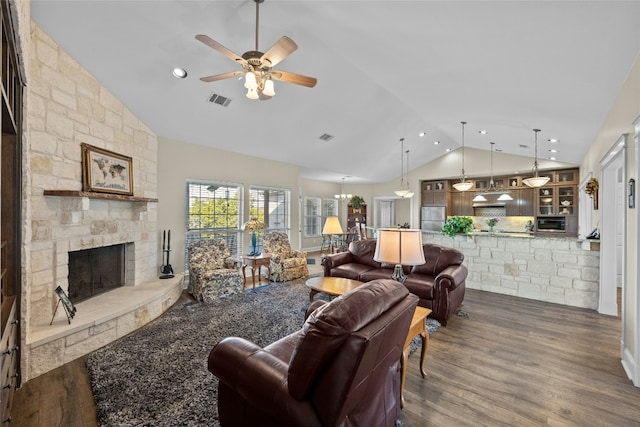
[195,0,317,100]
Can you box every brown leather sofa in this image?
[208,279,418,427]
[322,239,467,325]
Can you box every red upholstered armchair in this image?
[208,279,419,427]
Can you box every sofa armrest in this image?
[305,300,327,320]
[291,250,306,258]
[321,252,352,276]
[208,337,321,427]
[434,264,468,292]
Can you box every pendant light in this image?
[395,138,413,198]
[452,121,473,192]
[473,142,512,201]
[522,129,550,188]
[335,177,352,201]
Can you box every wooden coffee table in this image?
[305,276,364,302]
[400,306,432,408]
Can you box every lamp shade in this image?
[522,176,551,188]
[452,181,473,192]
[373,229,425,266]
[322,216,344,235]
[242,218,265,231]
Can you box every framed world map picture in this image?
[81,143,133,195]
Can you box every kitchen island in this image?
[423,232,600,310]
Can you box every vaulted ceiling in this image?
[31,1,640,184]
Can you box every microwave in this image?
[536,216,566,233]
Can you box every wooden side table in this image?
[242,254,271,289]
[400,306,432,408]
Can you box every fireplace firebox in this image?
[68,244,127,303]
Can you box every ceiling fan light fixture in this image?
[262,78,275,96]
[246,87,259,99]
[244,71,258,89]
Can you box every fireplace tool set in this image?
[160,229,175,279]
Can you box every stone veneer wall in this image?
[423,233,600,309]
[22,22,160,380]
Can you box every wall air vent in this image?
[318,133,334,141]
[208,93,232,107]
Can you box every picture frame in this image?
[51,285,77,325]
[81,143,133,195]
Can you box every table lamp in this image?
[242,218,265,256]
[373,228,426,284]
[322,216,343,254]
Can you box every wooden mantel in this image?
[43,190,158,203]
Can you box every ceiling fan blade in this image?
[271,70,317,88]
[195,34,248,67]
[260,36,298,67]
[199,71,244,83]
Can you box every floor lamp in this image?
[322,216,343,254]
[373,228,425,284]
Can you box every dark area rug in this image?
[87,277,441,427]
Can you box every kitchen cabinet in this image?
[449,191,474,216]
[421,181,447,206]
[537,185,576,216]
[505,188,534,216]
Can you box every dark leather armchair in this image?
[208,279,419,427]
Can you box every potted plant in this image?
[350,195,366,211]
[441,216,474,237]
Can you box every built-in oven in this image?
[536,216,566,233]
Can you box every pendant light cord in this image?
[460,121,467,179]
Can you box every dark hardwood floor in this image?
[11,279,640,426]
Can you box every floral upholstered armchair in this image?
[188,239,244,302]
[263,232,309,282]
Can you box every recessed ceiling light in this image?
[549,149,558,153]
[419,131,427,137]
[446,148,451,152]
[548,138,559,143]
[434,140,440,145]
[172,68,188,79]
[549,156,557,161]
[479,130,488,135]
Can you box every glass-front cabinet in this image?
[538,187,554,215]
[537,185,576,216]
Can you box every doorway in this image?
[598,135,626,317]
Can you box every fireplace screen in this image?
[68,244,126,303]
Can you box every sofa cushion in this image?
[287,279,409,400]
[348,239,381,269]
[330,263,374,281]
[359,268,395,282]
[404,274,435,300]
[411,244,464,276]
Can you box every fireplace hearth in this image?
[68,244,130,303]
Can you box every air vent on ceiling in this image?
[208,93,232,107]
[318,133,334,141]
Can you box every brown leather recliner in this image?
[208,279,419,427]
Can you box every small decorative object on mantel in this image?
[160,230,175,279]
[50,286,77,325]
[584,177,599,210]
[82,143,133,196]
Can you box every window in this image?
[305,197,338,237]
[249,187,290,232]
[185,181,242,271]
[304,197,321,237]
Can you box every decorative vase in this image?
[489,226,494,233]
